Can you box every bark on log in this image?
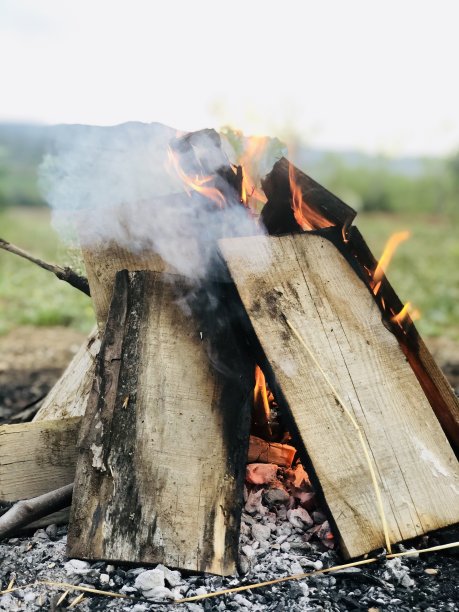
[68,270,253,575]
[220,233,459,559]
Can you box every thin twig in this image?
[0,483,73,539]
[282,313,393,554]
[0,237,90,296]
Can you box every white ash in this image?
[0,466,458,611]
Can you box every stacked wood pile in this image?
[1,131,459,576]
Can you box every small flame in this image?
[372,231,411,289]
[288,162,334,231]
[254,365,270,424]
[238,136,269,209]
[391,302,421,325]
[167,147,226,208]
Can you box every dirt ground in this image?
[0,327,87,424]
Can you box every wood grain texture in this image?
[82,243,171,326]
[219,233,459,558]
[68,270,252,574]
[0,418,80,502]
[33,329,100,422]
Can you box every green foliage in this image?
[0,207,95,335]
[357,213,459,341]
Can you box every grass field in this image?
[1,207,458,340]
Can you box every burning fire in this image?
[254,365,271,425]
[391,302,421,325]
[167,147,226,208]
[237,136,269,210]
[372,230,410,291]
[288,162,334,231]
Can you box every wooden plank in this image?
[34,329,100,422]
[219,233,459,558]
[68,270,252,574]
[0,418,80,502]
[82,243,169,326]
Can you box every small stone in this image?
[194,586,207,596]
[239,554,250,574]
[287,508,313,529]
[290,561,303,574]
[45,524,58,539]
[263,488,290,506]
[251,523,271,542]
[99,573,110,585]
[312,511,327,523]
[246,463,278,485]
[32,529,49,542]
[64,559,91,576]
[155,564,182,587]
[400,574,415,588]
[245,488,266,515]
[106,564,115,573]
[241,545,255,558]
[134,568,165,592]
[144,586,174,600]
[424,568,439,575]
[234,593,253,608]
[280,542,291,552]
[131,605,148,612]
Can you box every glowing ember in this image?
[166,147,226,208]
[288,162,334,231]
[372,230,411,290]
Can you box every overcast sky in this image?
[1,0,459,156]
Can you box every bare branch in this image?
[0,237,90,296]
[0,483,73,539]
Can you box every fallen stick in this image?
[0,237,90,296]
[0,483,73,539]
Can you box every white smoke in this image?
[39,121,265,279]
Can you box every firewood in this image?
[219,232,459,559]
[0,484,73,539]
[33,328,100,422]
[0,237,90,296]
[247,436,296,467]
[260,157,357,235]
[68,270,253,575]
[0,418,79,502]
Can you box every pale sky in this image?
[2,0,459,155]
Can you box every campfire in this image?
[1,124,458,582]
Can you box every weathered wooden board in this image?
[82,243,171,327]
[0,418,80,502]
[219,233,459,558]
[68,270,252,574]
[34,329,100,422]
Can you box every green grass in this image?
[357,212,459,341]
[0,207,95,335]
[0,207,458,341]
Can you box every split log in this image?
[0,418,79,502]
[68,270,253,575]
[219,233,459,559]
[260,157,357,234]
[33,328,100,422]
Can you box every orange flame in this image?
[167,147,226,208]
[254,365,270,424]
[288,162,334,231]
[372,231,411,289]
[391,302,421,325]
[237,136,269,209]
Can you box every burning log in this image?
[260,157,356,234]
[219,232,459,559]
[68,270,253,574]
